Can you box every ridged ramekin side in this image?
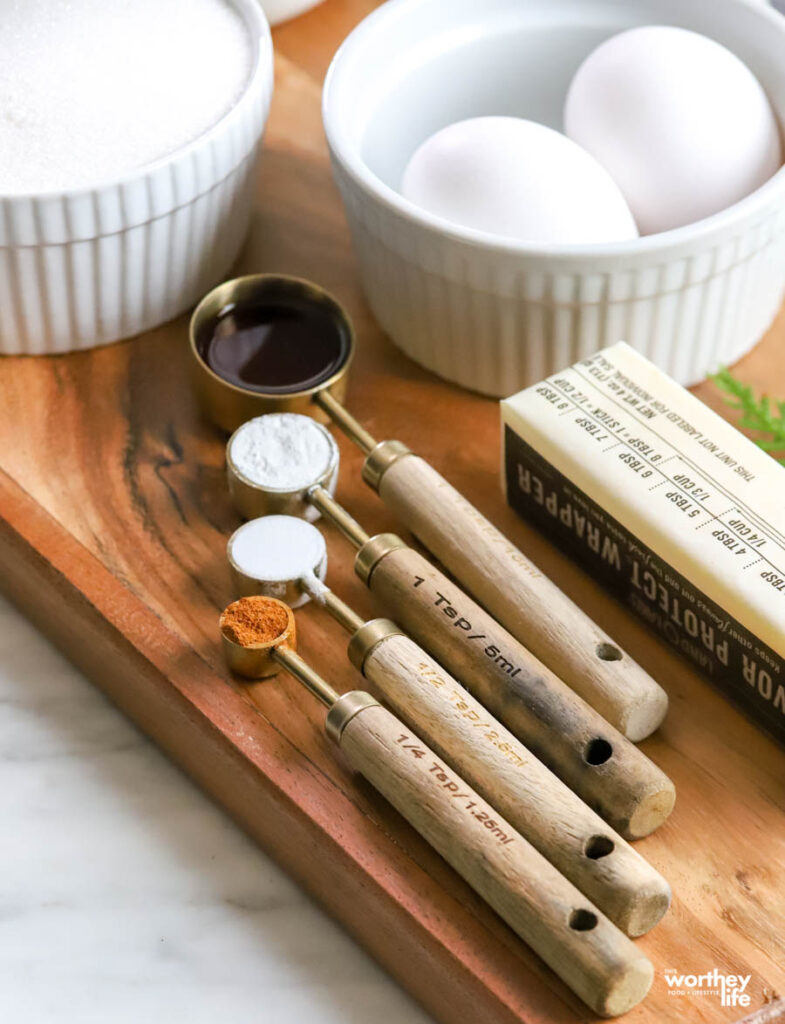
[333,159,785,396]
[0,152,262,355]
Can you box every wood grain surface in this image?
[0,3,783,1023]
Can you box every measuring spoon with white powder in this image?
[225,414,675,841]
[227,515,670,936]
[227,412,339,523]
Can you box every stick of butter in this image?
[502,342,785,745]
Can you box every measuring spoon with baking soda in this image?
[219,594,654,1017]
[226,515,670,936]
[220,413,675,842]
[190,274,667,743]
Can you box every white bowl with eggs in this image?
[0,0,273,356]
[323,0,785,396]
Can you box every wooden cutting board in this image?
[1,4,784,1022]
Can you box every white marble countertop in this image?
[0,593,433,1024]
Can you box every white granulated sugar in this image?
[0,0,252,193]
[229,516,327,585]
[230,414,338,491]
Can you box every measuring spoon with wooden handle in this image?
[220,597,655,1018]
[317,393,667,742]
[228,517,671,936]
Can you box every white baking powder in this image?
[0,0,252,193]
[228,517,328,607]
[229,414,338,492]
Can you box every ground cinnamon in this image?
[221,596,291,647]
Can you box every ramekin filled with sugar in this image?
[0,0,273,355]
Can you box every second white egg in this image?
[401,116,638,245]
[564,26,783,235]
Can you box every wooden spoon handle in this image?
[362,544,675,840]
[370,452,667,742]
[332,699,654,1018]
[358,631,670,936]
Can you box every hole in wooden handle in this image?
[596,642,623,661]
[569,909,599,931]
[584,834,615,859]
[584,737,613,765]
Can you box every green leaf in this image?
[711,367,785,465]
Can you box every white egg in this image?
[564,26,783,235]
[400,116,638,245]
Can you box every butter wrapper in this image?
[502,342,785,745]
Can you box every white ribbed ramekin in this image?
[0,0,273,356]
[324,0,785,397]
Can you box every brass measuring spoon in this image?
[190,273,667,743]
[220,595,654,1017]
